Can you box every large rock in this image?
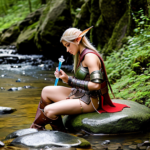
[0,106,16,114]
[73,0,101,44]
[5,128,38,140]
[18,7,43,31]
[34,0,73,63]
[0,24,20,45]
[16,22,39,54]
[10,130,90,148]
[63,99,150,134]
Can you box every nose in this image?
[66,48,69,52]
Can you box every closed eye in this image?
[66,43,70,47]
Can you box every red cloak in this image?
[78,49,130,113]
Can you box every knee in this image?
[41,86,51,96]
[44,105,56,119]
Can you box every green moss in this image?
[103,9,130,54]
[26,21,39,30]
[78,137,91,148]
[73,0,90,30]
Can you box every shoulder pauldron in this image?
[90,68,104,83]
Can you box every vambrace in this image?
[68,76,89,91]
[90,69,104,83]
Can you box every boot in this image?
[30,97,49,129]
[50,115,67,133]
[31,109,67,132]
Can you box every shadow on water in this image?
[0,64,150,150]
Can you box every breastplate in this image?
[75,63,89,80]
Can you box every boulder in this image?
[0,106,16,114]
[0,24,20,45]
[5,128,38,140]
[63,99,150,134]
[73,0,101,44]
[9,130,90,148]
[16,22,39,54]
[18,7,44,31]
[34,0,73,63]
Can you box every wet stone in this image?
[5,128,38,140]
[139,146,147,150]
[63,100,150,134]
[23,85,32,89]
[137,141,150,147]
[129,145,137,150]
[123,142,133,146]
[11,65,21,68]
[102,140,111,145]
[107,143,122,150]
[8,87,22,91]
[16,78,21,82]
[10,130,90,148]
[147,146,150,150]
[0,106,16,114]
[0,141,5,147]
[0,87,5,90]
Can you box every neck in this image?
[79,44,86,54]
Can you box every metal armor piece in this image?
[67,88,91,105]
[75,63,89,80]
[68,77,89,91]
[90,69,104,83]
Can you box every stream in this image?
[0,56,150,150]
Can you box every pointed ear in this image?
[75,37,82,43]
[78,26,93,37]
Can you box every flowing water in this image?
[0,64,150,150]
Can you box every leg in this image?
[30,86,72,131]
[44,98,99,119]
[41,86,72,104]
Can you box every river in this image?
[0,64,150,150]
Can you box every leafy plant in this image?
[105,9,150,107]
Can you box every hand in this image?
[54,67,68,83]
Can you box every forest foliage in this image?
[0,1,150,108]
[0,0,46,31]
[106,9,150,107]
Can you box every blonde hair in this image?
[60,27,99,72]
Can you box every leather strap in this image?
[78,49,115,98]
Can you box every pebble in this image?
[129,145,137,150]
[0,141,5,147]
[1,87,5,90]
[1,74,5,77]
[23,85,32,89]
[8,87,22,91]
[16,78,21,82]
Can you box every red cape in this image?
[78,49,130,113]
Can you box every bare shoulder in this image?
[83,53,101,68]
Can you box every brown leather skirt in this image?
[67,88,98,105]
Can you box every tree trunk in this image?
[28,0,32,12]
[41,0,46,4]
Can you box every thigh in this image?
[44,98,98,116]
[41,86,72,103]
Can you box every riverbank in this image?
[0,64,150,150]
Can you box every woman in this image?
[30,27,129,132]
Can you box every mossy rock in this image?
[7,130,90,148]
[16,25,39,54]
[63,99,150,134]
[34,0,73,62]
[0,24,20,45]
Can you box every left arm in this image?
[83,53,102,91]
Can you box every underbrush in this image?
[0,0,44,31]
[105,9,150,107]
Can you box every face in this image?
[62,40,79,55]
